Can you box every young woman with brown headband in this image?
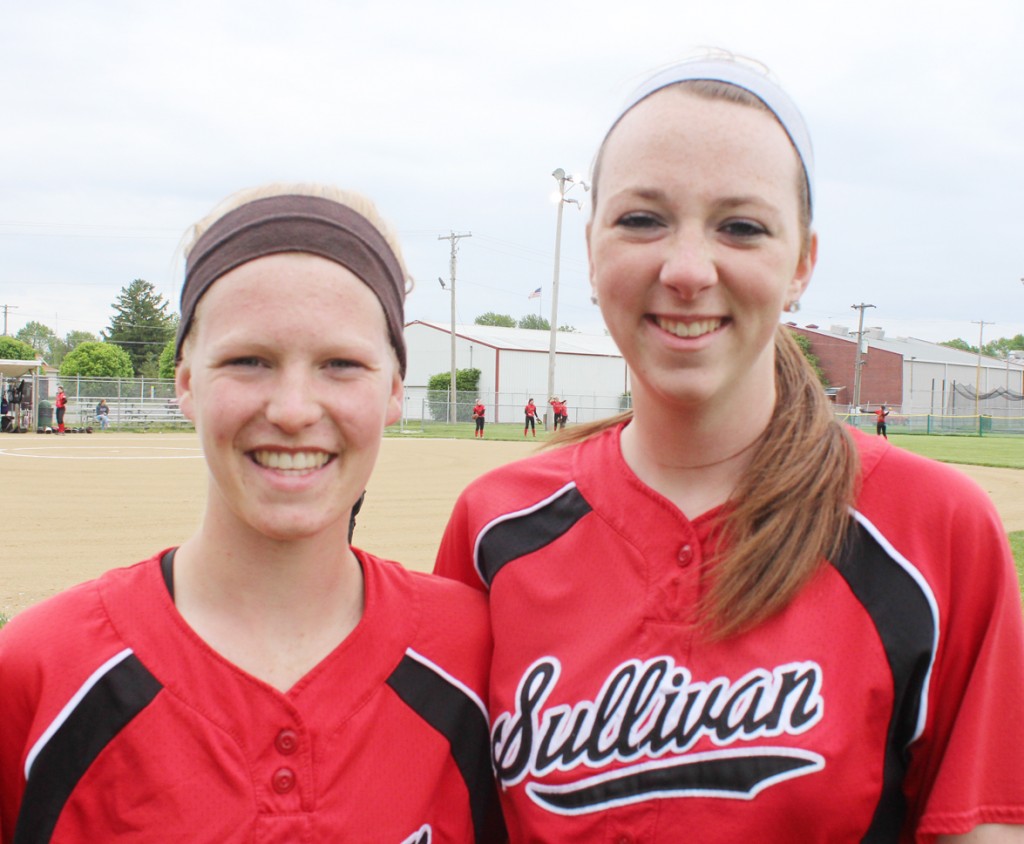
[435,57,1024,842]
[0,185,505,842]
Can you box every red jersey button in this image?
[272,767,296,794]
[677,543,694,566]
[275,728,298,755]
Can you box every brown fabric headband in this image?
[176,194,407,376]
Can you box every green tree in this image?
[558,324,578,333]
[518,314,551,331]
[791,332,829,387]
[0,336,38,360]
[426,368,481,422]
[65,329,100,350]
[981,334,1024,358]
[16,321,65,362]
[103,279,176,375]
[158,338,177,379]
[475,312,516,328]
[940,338,976,353]
[60,342,134,378]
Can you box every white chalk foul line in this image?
[0,445,203,460]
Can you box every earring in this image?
[590,293,599,305]
[787,300,801,313]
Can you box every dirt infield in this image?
[2,433,1021,617]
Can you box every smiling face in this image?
[176,253,402,544]
[587,87,816,416]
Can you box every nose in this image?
[658,226,718,299]
[264,367,324,432]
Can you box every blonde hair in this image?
[183,182,412,289]
[177,183,412,363]
[554,332,856,638]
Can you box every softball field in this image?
[2,433,1022,617]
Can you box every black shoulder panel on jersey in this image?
[830,517,937,843]
[477,484,592,587]
[386,654,506,843]
[15,653,162,844]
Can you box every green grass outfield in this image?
[887,433,1024,470]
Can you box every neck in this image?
[172,504,364,691]
[621,382,775,517]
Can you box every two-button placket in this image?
[265,726,302,802]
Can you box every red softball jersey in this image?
[0,550,505,843]
[435,424,1024,843]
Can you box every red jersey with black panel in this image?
[0,550,504,843]
[435,424,1024,842]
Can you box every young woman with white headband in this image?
[436,58,1024,842]
[0,185,505,842]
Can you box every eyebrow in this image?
[615,187,781,214]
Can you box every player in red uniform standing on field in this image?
[0,185,504,843]
[523,398,540,437]
[472,399,486,438]
[875,404,890,438]
[548,396,566,431]
[54,385,67,434]
[436,54,1024,842]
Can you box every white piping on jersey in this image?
[25,647,135,780]
[405,647,489,722]
[850,508,939,746]
[472,481,580,587]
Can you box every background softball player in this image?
[472,399,486,438]
[523,398,540,437]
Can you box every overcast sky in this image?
[3,0,1023,354]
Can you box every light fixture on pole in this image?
[546,168,588,429]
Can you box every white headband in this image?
[619,59,815,213]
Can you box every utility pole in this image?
[1,304,17,336]
[851,303,876,410]
[546,169,588,429]
[971,319,993,418]
[438,231,471,425]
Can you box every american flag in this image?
[528,287,541,299]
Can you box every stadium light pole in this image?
[546,169,588,429]
[439,231,471,425]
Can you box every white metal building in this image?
[403,321,629,424]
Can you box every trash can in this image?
[37,401,53,428]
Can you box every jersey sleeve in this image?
[900,474,1024,837]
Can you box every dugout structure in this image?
[0,359,43,433]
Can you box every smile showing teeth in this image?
[252,450,331,472]
[655,317,723,339]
